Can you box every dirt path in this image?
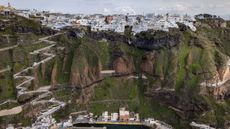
[0,100,17,106]
[0,106,22,117]
[0,44,18,52]
[0,66,10,74]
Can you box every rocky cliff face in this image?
[69,40,102,88]
[90,31,127,43]
[133,29,183,50]
[113,57,135,74]
[51,22,230,93]
[51,62,58,89]
[203,60,230,99]
[204,60,230,85]
[70,60,102,88]
[140,53,155,75]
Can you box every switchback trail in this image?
[0,32,66,121]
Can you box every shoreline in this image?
[73,122,151,129]
[75,121,143,126]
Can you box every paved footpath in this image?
[0,106,22,117]
[0,33,66,119]
[0,44,18,52]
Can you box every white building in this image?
[111,113,119,121]
[102,111,109,122]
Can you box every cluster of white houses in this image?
[11,8,197,34]
[83,13,197,34]
[75,107,140,123]
[100,107,140,122]
[2,3,229,35]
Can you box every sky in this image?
[0,0,230,16]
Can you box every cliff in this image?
[1,14,230,128]
[133,29,183,50]
[69,42,102,88]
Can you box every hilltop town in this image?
[0,3,197,34]
[18,10,197,33]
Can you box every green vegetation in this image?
[0,50,16,100]
[0,102,19,110]
[202,96,226,128]
[89,78,139,115]
[0,72,15,100]
[155,49,169,77]
[175,31,191,93]
[53,88,81,121]
[97,41,111,69]
[92,78,138,100]
[0,113,32,127]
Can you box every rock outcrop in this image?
[69,44,102,88]
[51,62,58,89]
[90,31,127,43]
[140,53,155,75]
[212,83,230,99]
[202,60,230,99]
[70,62,102,88]
[133,30,183,50]
[33,65,39,89]
[113,57,135,75]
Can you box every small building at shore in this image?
[119,107,130,122]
